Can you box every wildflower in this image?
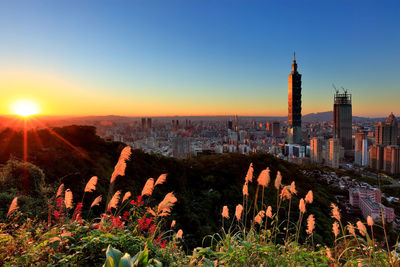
[52,210,64,221]
[84,176,98,192]
[155,173,167,186]
[254,210,265,225]
[245,163,253,182]
[280,186,291,199]
[157,192,178,216]
[222,206,229,219]
[289,181,297,195]
[56,184,64,198]
[299,198,306,213]
[235,204,243,221]
[356,221,367,236]
[367,216,374,226]
[332,221,339,238]
[7,197,19,217]
[122,211,129,221]
[257,168,270,187]
[331,203,341,221]
[122,192,131,202]
[110,146,131,184]
[306,214,315,234]
[141,178,155,196]
[108,191,121,210]
[64,189,73,209]
[266,206,273,219]
[72,202,83,221]
[91,196,102,207]
[274,171,282,190]
[131,195,143,206]
[138,216,153,231]
[171,220,176,228]
[305,190,313,204]
[242,182,249,197]
[176,229,183,239]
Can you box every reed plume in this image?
[254,210,265,225]
[356,221,367,236]
[332,221,339,239]
[367,216,374,226]
[171,220,176,228]
[110,146,132,184]
[242,182,248,197]
[289,181,297,195]
[108,190,121,210]
[306,214,315,234]
[56,184,64,198]
[7,197,19,217]
[141,178,155,196]
[274,171,282,190]
[280,186,291,200]
[330,203,340,221]
[299,198,306,213]
[84,176,98,192]
[122,191,131,202]
[245,163,253,182]
[347,222,355,236]
[257,168,270,188]
[235,204,243,221]
[266,206,272,219]
[90,196,102,208]
[176,229,183,239]
[157,192,178,216]
[64,189,73,209]
[222,206,229,219]
[305,190,313,204]
[155,173,167,186]
[147,207,156,216]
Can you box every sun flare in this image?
[11,99,40,117]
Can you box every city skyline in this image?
[0,0,399,117]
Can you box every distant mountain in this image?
[303,111,384,122]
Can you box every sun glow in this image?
[11,99,40,117]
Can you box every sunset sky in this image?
[0,0,399,117]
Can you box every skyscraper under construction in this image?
[333,90,352,153]
[287,53,302,144]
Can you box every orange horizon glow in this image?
[10,99,41,117]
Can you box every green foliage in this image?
[103,245,162,267]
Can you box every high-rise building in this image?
[141,118,146,130]
[287,53,302,144]
[147,118,152,129]
[310,137,323,164]
[375,113,398,146]
[272,121,281,138]
[355,129,367,166]
[368,144,385,170]
[328,138,340,169]
[333,90,352,153]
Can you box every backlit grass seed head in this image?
[266,206,273,219]
[84,176,98,193]
[289,181,297,195]
[171,220,176,228]
[367,216,374,226]
[122,191,131,202]
[110,146,131,184]
[147,207,156,217]
[155,173,167,186]
[356,221,367,236]
[242,182,249,197]
[90,195,102,208]
[176,229,183,239]
[222,206,229,219]
[275,171,282,190]
[306,214,315,234]
[299,198,306,213]
[254,210,265,225]
[245,163,254,182]
[56,184,64,198]
[347,222,356,236]
[331,203,341,221]
[257,168,270,187]
[157,192,178,216]
[7,197,19,217]
[141,178,155,196]
[235,204,243,221]
[108,190,121,210]
[280,186,291,200]
[332,221,339,238]
[305,190,313,204]
[64,189,73,209]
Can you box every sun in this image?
[11,99,41,117]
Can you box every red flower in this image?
[122,211,129,221]
[160,240,167,248]
[131,195,144,206]
[138,216,153,231]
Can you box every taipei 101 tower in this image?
[287,52,303,144]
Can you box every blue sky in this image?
[0,0,399,116]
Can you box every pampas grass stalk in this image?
[7,197,19,218]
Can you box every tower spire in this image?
[294,51,296,61]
